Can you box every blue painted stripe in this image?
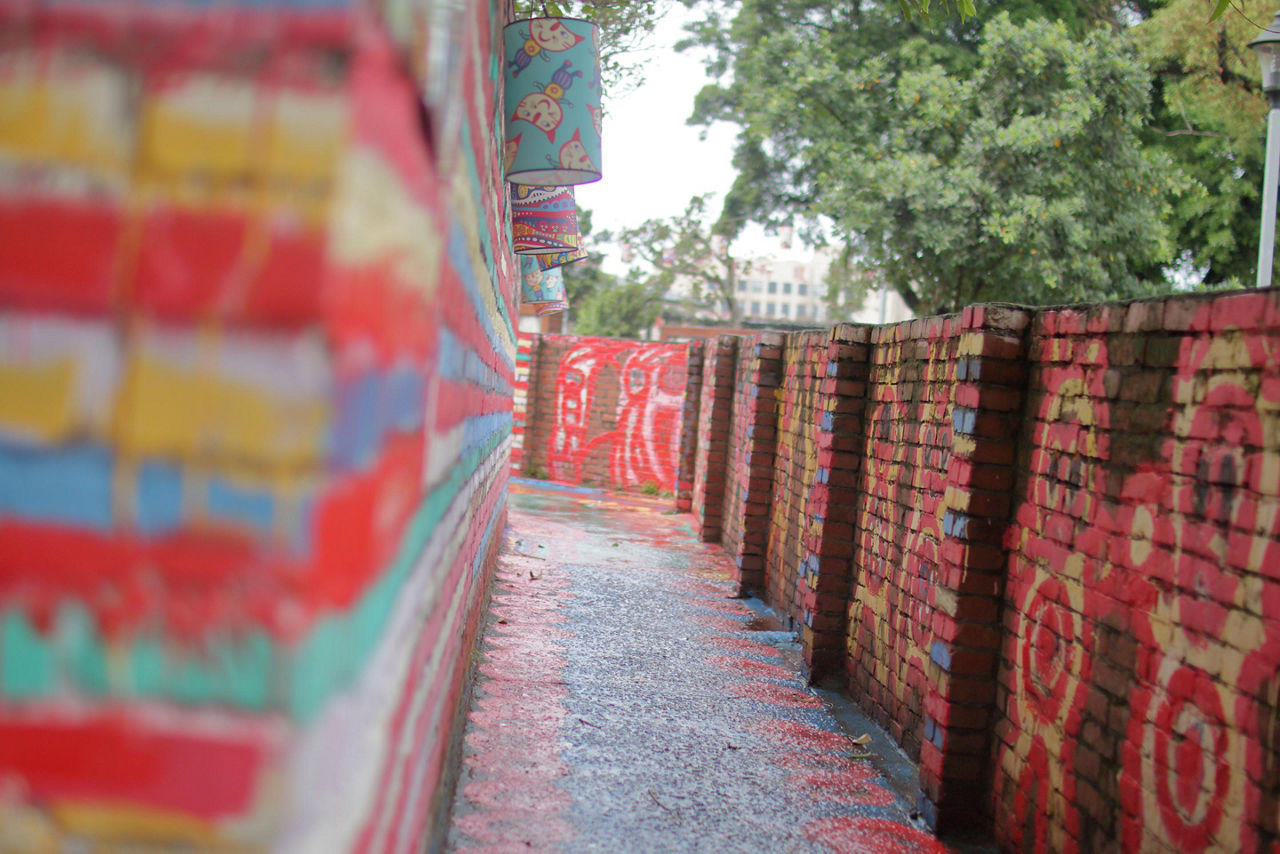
[207,478,276,538]
[929,640,951,671]
[0,443,113,531]
[136,461,183,537]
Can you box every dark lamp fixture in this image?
[1249,12,1280,95]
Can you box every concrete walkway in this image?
[445,479,950,853]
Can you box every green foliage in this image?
[1138,0,1270,284]
[573,280,665,338]
[686,2,1184,313]
[604,194,744,322]
[563,208,664,338]
[514,0,665,90]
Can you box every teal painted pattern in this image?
[503,17,602,185]
[0,428,510,722]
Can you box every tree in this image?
[604,194,747,323]
[1137,0,1272,285]
[564,209,666,338]
[683,2,1182,314]
[572,280,667,337]
[513,0,667,91]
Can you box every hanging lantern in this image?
[535,300,570,316]
[520,254,568,308]
[537,247,589,271]
[503,17,602,185]
[511,184,581,255]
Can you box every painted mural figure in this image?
[546,340,686,491]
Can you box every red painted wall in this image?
[722,333,783,592]
[692,335,738,542]
[0,0,517,847]
[522,334,689,493]
[993,294,1280,853]
[675,290,1280,847]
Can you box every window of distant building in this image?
[751,281,763,294]
[781,304,790,317]
[796,305,807,318]
[767,281,777,294]
[797,283,808,296]
[737,280,747,293]
[783,282,792,295]
[765,302,776,316]
[750,301,761,315]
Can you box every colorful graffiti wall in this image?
[521,334,689,493]
[674,291,1278,845]
[721,333,782,593]
[0,0,516,848]
[766,331,825,630]
[848,318,963,759]
[691,334,737,542]
[992,294,1280,853]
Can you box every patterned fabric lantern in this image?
[512,184,580,255]
[535,300,569,316]
[537,247,589,271]
[503,18,602,185]
[520,254,568,309]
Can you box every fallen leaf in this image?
[851,734,872,746]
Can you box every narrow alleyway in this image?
[445,480,950,853]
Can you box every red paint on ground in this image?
[693,597,755,615]
[454,552,574,850]
[685,615,748,632]
[452,813,575,848]
[750,719,851,752]
[462,779,572,812]
[803,817,950,854]
[707,655,794,680]
[789,771,895,805]
[725,682,823,709]
[701,635,783,658]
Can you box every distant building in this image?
[667,248,913,328]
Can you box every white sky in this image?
[574,3,791,274]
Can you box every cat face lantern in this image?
[503,18,602,186]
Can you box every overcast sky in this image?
[574,5,753,272]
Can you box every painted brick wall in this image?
[0,0,516,849]
[512,331,538,475]
[915,307,1030,833]
[722,333,783,595]
[796,324,872,679]
[847,316,965,762]
[521,334,689,492]
[991,292,1280,853]
[675,288,1280,846]
[675,340,705,512]
[766,331,827,631]
[692,335,738,542]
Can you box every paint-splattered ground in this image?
[446,479,950,853]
